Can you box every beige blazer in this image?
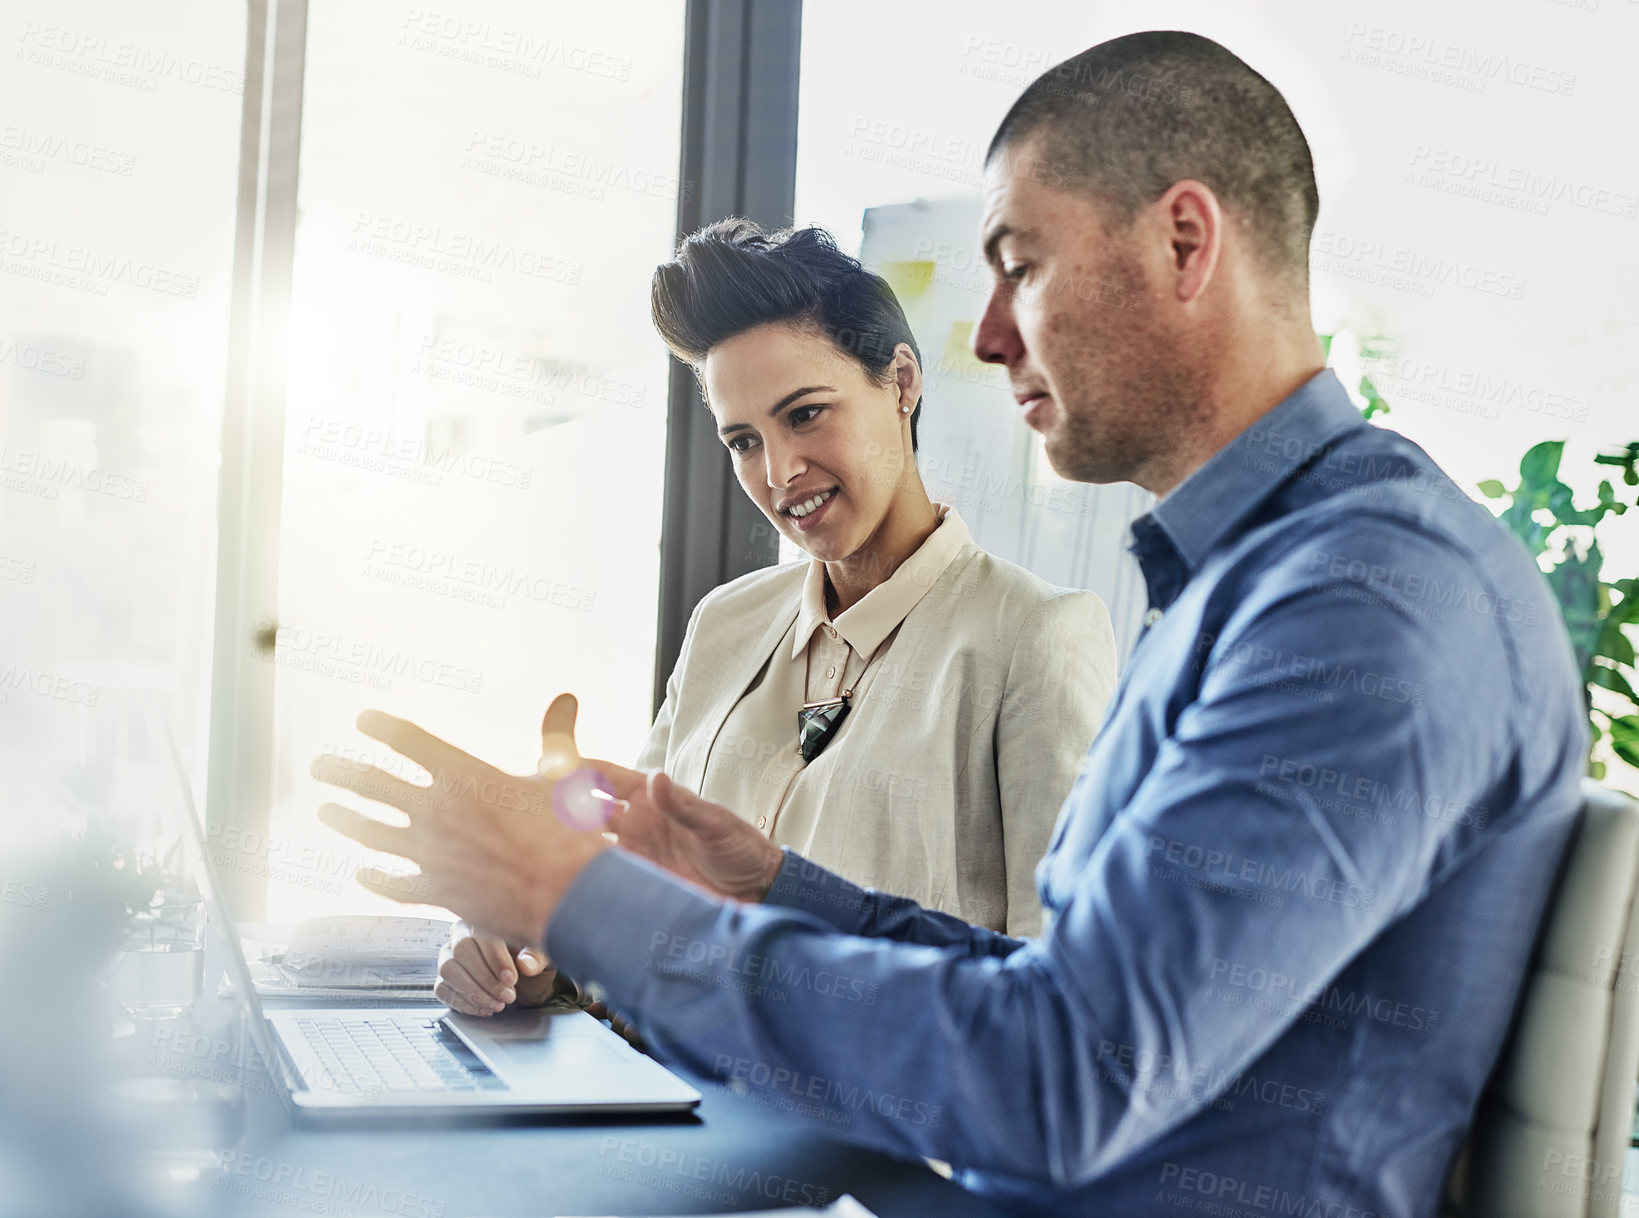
[635,542,1119,936]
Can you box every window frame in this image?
[206,0,308,918]
[652,0,802,714]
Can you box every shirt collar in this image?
[791,503,970,660]
[1131,370,1366,607]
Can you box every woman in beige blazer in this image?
[436,220,1117,1016]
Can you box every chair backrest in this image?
[1444,780,1639,1218]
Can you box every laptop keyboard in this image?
[295,1016,507,1097]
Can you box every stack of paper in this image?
[243,915,453,1002]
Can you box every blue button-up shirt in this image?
[548,370,1588,1217]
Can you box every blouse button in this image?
[825,665,837,679]
[755,815,768,830]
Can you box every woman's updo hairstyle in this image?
[651,218,924,451]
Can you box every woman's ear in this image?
[892,343,923,415]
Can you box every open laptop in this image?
[156,716,701,1121]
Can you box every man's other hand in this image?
[599,767,784,904]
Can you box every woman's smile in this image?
[781,486,839,532]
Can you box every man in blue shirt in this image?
[315,31,1587,1217]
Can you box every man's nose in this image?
[972,287,1021,367]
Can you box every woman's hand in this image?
[435,921,563,1016]
[437,921,646,1050]
[591,766,785,904]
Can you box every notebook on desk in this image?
[156,716,701,1121]
[235,914,450,1003]
[232,946,443,1004]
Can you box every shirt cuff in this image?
[762,848,876,935]
[543,847,723,1005]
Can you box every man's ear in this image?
[1158,179,1222,303]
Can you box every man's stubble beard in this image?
[1045,291,1198,488]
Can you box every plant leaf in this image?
[1609,715,1639,769]
[1519,440,1565,491]
[1551,542,1603,671]
[1477,479,1508,499]
[1546,481,1580,524]
[1607,580,1639,626]
[1501,495,1549,555]
[1590,662,1639,705]
[1358,374,1390,420]
[1599,623,1638,669]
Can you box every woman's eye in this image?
[1003,262,1029,282]
[790,404,823,426]
[727,435,757,454]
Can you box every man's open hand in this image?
[311,695,608,948]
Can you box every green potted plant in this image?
[1317,332,1638,790]
[1476,441,1639,792]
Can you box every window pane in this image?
[268,1,683,920]
[0,0,245,833]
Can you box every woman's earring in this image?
[900,405,911,415]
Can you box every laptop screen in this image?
[152,713,296,1100]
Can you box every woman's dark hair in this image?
[651,218,923,450]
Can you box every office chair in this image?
[1443,780,1639,1217]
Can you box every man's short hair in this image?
[986,31,1319,284]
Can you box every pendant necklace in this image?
[797,636,873,763]
[797,690,851,762]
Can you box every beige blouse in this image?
[705,504,968,849]
[635,504,1119,936]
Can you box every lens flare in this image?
[552,766,614,831]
